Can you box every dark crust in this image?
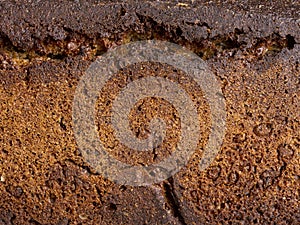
[0,0,299,50]
[0,1,299,225]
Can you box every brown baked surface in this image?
[0,1,299,224]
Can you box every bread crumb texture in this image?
[0,1,299,224]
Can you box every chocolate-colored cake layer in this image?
[0,1,299,224]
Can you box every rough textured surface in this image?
[0,0,299,224]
